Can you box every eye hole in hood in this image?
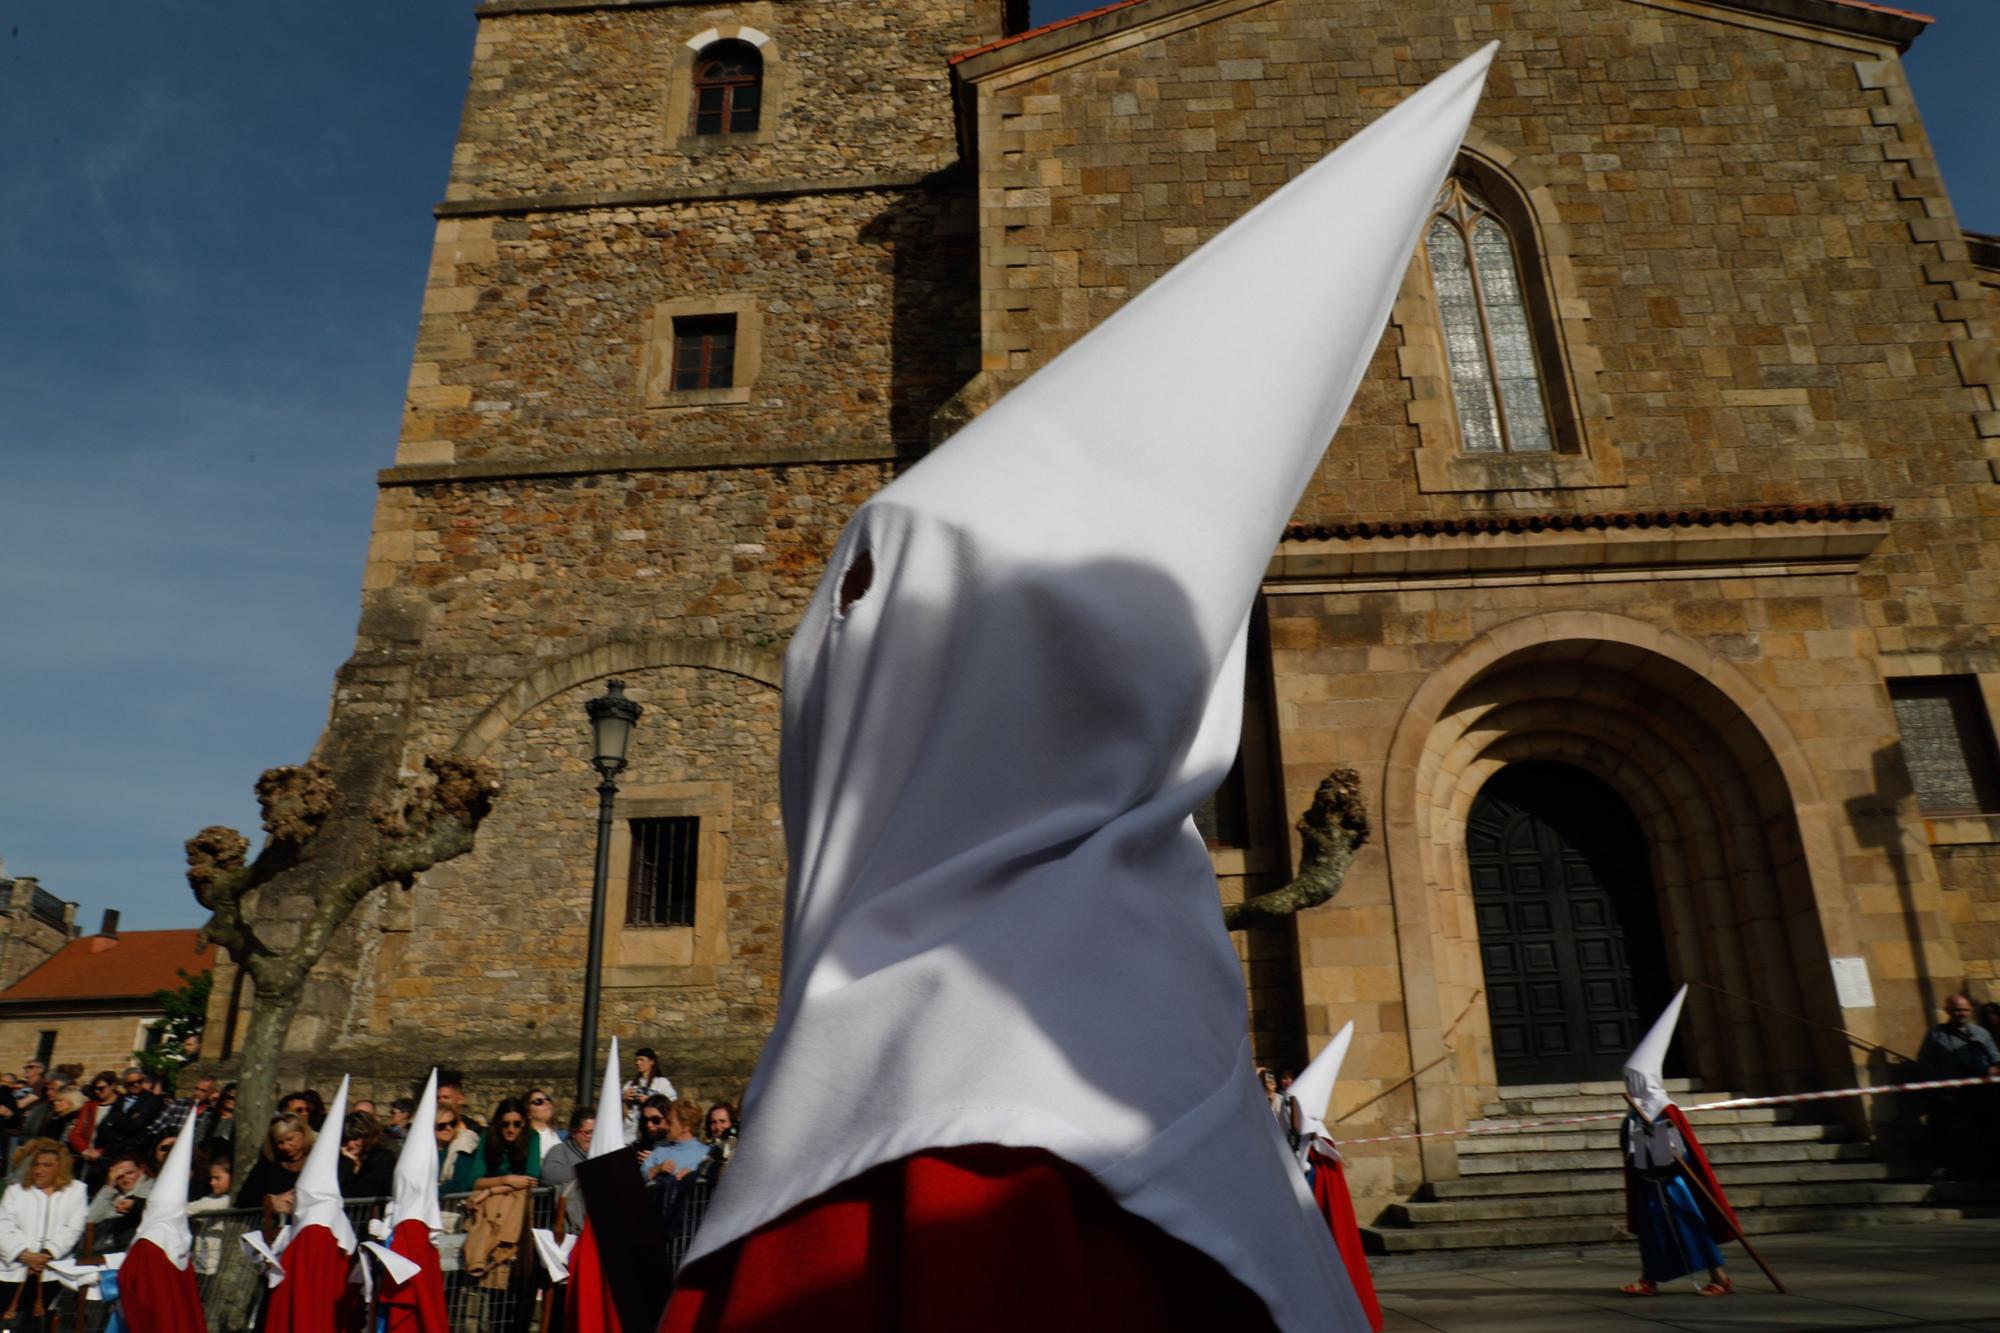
[837,549,874,617]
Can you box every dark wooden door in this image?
[1469,762,1672,1087]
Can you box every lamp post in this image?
[579,679,641,1103]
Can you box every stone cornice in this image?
[1268,508,1893,591]
[474,0,773,16]
[378,443,909,489]
[433,167,957,220]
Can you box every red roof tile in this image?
[0,930,216,1005]
[1283,502,1894,543]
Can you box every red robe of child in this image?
[564,1220,624,1333]
[117,1239,206,1333]
[265,1225,363,1333]
[1621,1103,1741,1244]
[1307,1144,1383,1333]
[378,1218,450,1333]
[661,1146,1274,1333]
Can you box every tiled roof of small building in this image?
[1283,502,1895,543]
[0,930,216,1004]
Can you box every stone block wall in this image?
[448,1,1008,203]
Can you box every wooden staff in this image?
[1672,1151,1788,1295]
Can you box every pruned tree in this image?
[1222,766,1371,932]
[187,753,498,1176]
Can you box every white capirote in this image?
[685,45,1496,1333]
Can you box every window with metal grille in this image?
[672,314,737,392]
[628,817,699,927]
[1426,178,1554,455]
[690,41,762,136]
[1889,676,2000,814]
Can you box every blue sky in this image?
[0,1,1992,931]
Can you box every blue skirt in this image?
[1634,1173,1723,1283]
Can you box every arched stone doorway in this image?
[1383,615,1861,1167]
[1469,761,1674,1086]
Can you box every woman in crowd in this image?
[523,1087,564,1157]
[703,1102,737,1163]
[450,1098,542,1194]
[0,1139,86,1326]
[338,1109,397,1199]
[237,1113,314,1220]
[622,1048,677,1139]
[83,1155,151,1256]
[42,1089,81,1152]
[277,1089,327,1132]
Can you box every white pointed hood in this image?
[130,1115,199,1268]
[388,1070,443,1233]
[1289,1022,1355,1155]
[1624,985,1688,1125]
[590,1037,626,1159]
[686,46,1496,1332]
[293,1075,356,1253]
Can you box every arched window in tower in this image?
[689,40,763,136]
[1426,179,1553,454]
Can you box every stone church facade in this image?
[213,0,2000,1219]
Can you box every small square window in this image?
[627,816,699,927]
[672,315,736,392]
[1889,676,2000,814]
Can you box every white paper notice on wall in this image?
[1831,956,1876,1009]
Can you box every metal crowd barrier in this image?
[46,1168,722,1333]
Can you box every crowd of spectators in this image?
[0,1044,740,1317]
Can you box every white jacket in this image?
[0,1181,87,1281]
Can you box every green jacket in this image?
[448,1129,542,1193]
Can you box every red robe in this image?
[1307,1145,1382,1333]
[660,1145,1275,1333]
[264,1224,363,1333]
[1622,1104,1741,1244]
[117,1239,206,1333]
[378,1218,449,1333]
[563,1220,623,1333]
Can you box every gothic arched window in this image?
[689,40,762,136]
[1426,179,1553,454]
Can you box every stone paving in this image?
[1374,1219,2000,1332]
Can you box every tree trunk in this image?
[231,971,302,1184]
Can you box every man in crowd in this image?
[540,1106,595,1231]
[95,1067,167,1163]
[1918,993,2000,1179]
[436,1069,483,1131]
[145,1073,219,1146]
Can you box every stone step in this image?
[1468,1104,1798,1130]
[1423,1159,1916,1199]
[1481,1091,1744,1117]
[1492,1078,1704,1101]
[1455,1121,1848,1156]
[1457,1139,1874,1175]
[1386,1179,1974,1226]
[1363,1202,1973,1254]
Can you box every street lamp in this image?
[579,679,642,1102]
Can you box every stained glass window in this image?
[1427,180,1554,454]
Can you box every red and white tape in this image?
[1333,1074,2000,1147]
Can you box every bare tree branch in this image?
[185,752,499,1180]
[1222,766,1371,932]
